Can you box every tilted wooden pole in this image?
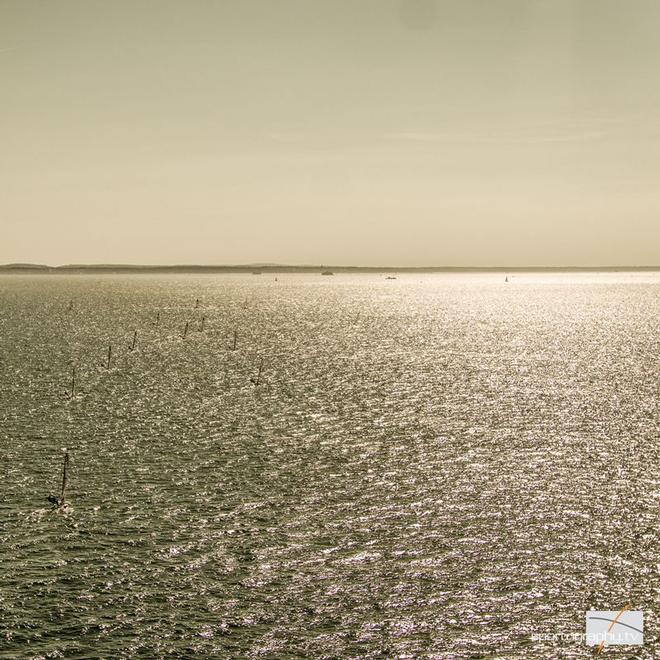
[65,366,76,399]
[60,449,70,505]
[251,358,264,386]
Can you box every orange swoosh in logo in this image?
[596,603,631,655]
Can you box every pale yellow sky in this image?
[1,0,659,266]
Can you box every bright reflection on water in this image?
[0,273,658,658]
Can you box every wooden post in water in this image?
[231,330,237,350]
[154,311,160,327]
[195,298,200,309]
[250,358,264,386]
[106,344,112,369]
[199,316,205,332]
[60,449,69,505]
[183,321,189,338]
[128,330,138,351]
[65,366,76,399]
[47,448,70,508]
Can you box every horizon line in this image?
[1,263,659,273]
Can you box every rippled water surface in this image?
[1,273,658,658]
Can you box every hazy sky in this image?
[1,0,659,266]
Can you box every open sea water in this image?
[0,272,658,658]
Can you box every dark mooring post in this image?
[65,366,76,399]
[183,321,189,338]
[154,311,160,327]
[60,449,69,505]
[231,330,237,351]
[199,316,205,332]
[250,358,264,386]
[195,298,200,309]
[128,330,138,351]
[47,448,69,508]
[106,344,112,369]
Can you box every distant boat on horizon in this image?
[386,276,397,280]
[321,270,334,275]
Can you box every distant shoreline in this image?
[0,264,658,274]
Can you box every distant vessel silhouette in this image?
[386,276,397,280]
[321,271,334,276]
